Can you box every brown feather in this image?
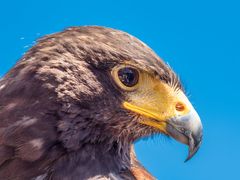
[0,26,179,179]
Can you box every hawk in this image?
[0,26,202,179]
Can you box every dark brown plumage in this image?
[0,26,202,180]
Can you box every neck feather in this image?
[49,141,133,179]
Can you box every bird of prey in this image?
[0,26,202,180]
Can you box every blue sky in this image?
[0,0,239,179]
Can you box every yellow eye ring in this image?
[111,65,140,91]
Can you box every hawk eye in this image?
[118,67,139,87]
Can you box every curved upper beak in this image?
[122,78,203,162]
[166,108,203,161]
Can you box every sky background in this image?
[0,0,239,179]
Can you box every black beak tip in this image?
[184,150,197,162]
[184,139,202,162]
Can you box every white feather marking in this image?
[29,138,44,150]
[0,84,6,91]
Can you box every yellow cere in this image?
[117,68,192,131]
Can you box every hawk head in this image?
[0,26,203,179]
[31,26,202,161]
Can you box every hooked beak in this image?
[121,74,203,161]
[166,108,203,161]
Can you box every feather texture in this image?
[0,26,179,179]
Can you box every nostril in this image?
[175,102,185,112]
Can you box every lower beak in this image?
[166,109,203,162]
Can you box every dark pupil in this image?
[118,67,139,87]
